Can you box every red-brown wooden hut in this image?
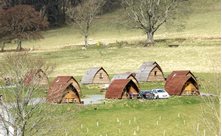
[165,71,199,95]
[24,69,48,86]
[105,79,140,99]
[47,76,81,103]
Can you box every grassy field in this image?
[28,39,220,77]
[29,96,220,136]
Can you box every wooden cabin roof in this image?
[166,70,196,82]
[23,69,48,85]
[135,62,163,82]
[165,75,199,95]
[105,79,139,99]
[111,72,136,81]
[81,67,109,84]
[47,76,80,103]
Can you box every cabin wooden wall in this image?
[62,87,80,103]
[182,82,199,95]
[122,91,128,99]
[147,67,165,81]
[121,83,139,99]
[93,70,110,84]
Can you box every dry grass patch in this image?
[30,42,220,77]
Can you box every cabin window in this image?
[99,73,103,79]
[154,71,157,76]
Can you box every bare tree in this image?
[0,52,53,136]
[66,0,105,47]
[0,5,48,51]
[122,0,187,46]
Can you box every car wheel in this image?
[156,95,159,99]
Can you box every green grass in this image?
[28,96,220,136]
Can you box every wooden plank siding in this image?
[182,82,199,95]
[62,87,80,103]
[93,70,110,84]
[135,62,165,82]
[147,67,165,81]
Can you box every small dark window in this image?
[154,71,157,76]
[99,73,103,79]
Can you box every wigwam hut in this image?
[105,79,140,99]
[24,69,48,86]
[81,67,110,84]
[135,62,165,82]
[47,76,81,103]
[111,72,139,88]
[165,71,199,95]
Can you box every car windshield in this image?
[157,89,165,93]
[141,90,151,93]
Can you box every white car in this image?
[151,89,170,99]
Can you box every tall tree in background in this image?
[122,0,187,46]
[0,0,122,27]
[0,5,48,51]
[0,52,53,136]
[66,0,105,47]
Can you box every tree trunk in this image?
[16,40,22,51]
[145,32,154,46]
[13,127,18,136]
[21,122,26,136]
[1,42,5,52]
[84,35,88,48]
